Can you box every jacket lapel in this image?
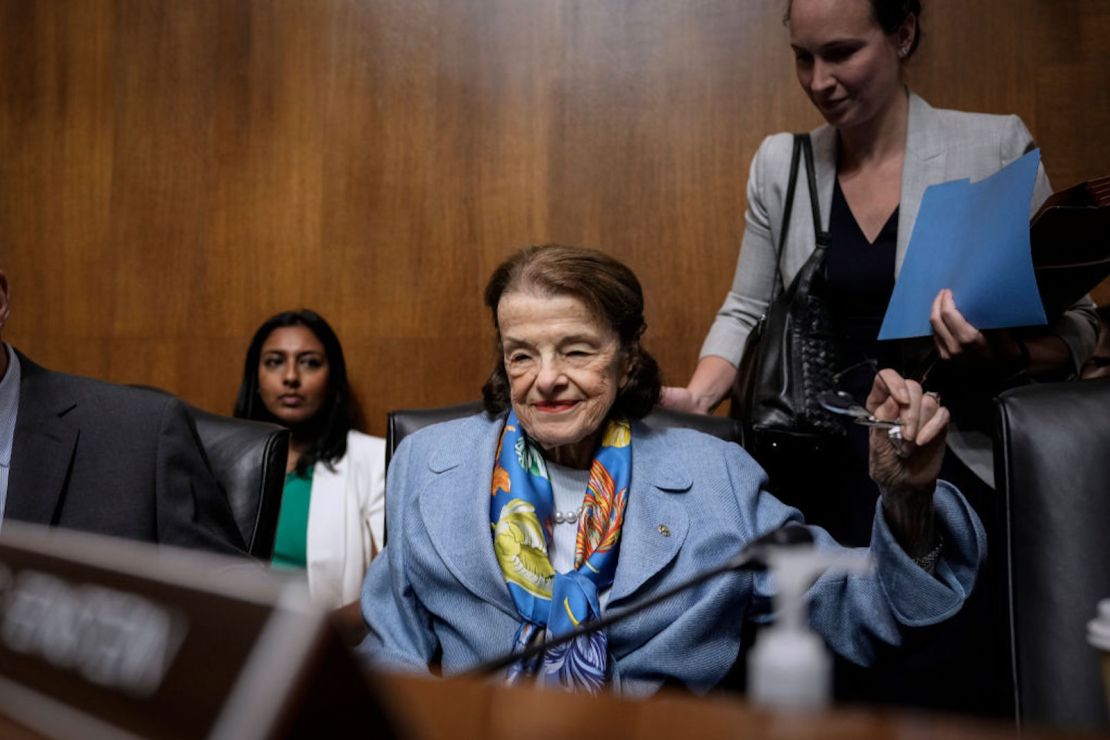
[6,355,78,525]
[896,92,948,276]
[417,418,696,615]
[418,417,518,618]
[811,123,837,234]
[305,437,350,600]
[609,425,691,605]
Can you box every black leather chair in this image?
[385,401,485,469]
[131,386,289,559]
[994,378,1110,731]
[185,404,289,561]
[385,401,741,470]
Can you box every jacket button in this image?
[658,524,671,537]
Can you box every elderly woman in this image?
[359,245,984,696]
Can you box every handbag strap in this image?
[768,136,803,303]
[799,134,831,250]
[768,133,830,301]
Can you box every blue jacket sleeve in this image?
[736,447,987,666]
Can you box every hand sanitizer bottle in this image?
[747,545,871,710]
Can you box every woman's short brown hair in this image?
[481,244,662,420]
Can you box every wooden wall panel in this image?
[1,0,1108,436]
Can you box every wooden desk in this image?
[0,521,1103,739]
[375,672,1107,740]
[2,670,1107,739]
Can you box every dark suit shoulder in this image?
[18,352,180,425]
[13,351,246,556]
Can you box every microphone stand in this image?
[466,523,813,678]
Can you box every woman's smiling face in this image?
[497,290,630,469]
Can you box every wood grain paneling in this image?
[2,0,1108,435]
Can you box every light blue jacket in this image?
[359,413,986,696]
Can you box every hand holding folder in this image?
[879,149,1046,340]
[879,151,1109,341]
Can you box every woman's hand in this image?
[659,356,738,415]
[867,369,947,496]
[866,369,948,555]
[658,386,699,412]
[930,288,1023,367]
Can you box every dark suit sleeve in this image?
[153,397,248,557]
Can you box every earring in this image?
[898,46,909,58]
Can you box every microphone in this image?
[467,523,814,678]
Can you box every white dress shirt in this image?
[0,344,23,524]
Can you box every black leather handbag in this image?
[732,134,845,487]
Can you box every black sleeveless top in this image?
[824,178,899,398]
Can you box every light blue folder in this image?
[878,148,1047,340]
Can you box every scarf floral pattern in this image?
[490,410,631,692]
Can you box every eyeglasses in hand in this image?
[817,389,904,440]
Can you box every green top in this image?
[272,465,314,570]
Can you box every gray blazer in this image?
[701,92,1099,481]
[359,413,986,696]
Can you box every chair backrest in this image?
[994,378,1110,731]
[186,405,289,561]
[385,401,741,470]
[385,401,485,469]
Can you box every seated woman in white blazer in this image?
[234,309,386,632]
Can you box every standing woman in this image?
[663,0,1098,542]
[235,310,386,631]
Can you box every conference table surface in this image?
[2,671,1106,739]
[372,672,1107,740]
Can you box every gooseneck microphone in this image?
[467,522,814,678]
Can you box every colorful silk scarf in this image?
[490,410,631,692]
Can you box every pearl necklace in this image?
[553,506,584,525]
